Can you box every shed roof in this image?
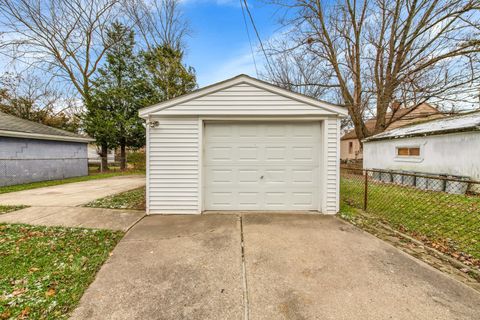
[0,111,93,143]
[364,110,480,142]
[139,74,348,118]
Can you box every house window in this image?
[349,141,353,154]
[397,147,420,157]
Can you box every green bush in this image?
[127,151,146,170]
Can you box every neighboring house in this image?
[139,74,348,214]
[340,103,444,161]
[363,111,480,187]
[87,144,115,164]
[0,111,93,187]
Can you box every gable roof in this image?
[0,111,93,143]
[341,103,443,140]
[364,110,480,142]
[139,74,348,118]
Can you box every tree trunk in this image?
[120,140,126,171]
[100,143,109,172]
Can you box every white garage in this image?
[139,75,347,214]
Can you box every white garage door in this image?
[204,122,321,211]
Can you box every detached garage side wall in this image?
[148,118,200,214]
[0,137,88,187]
[324,118,340,214]
[363,131,480,180]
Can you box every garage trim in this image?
[199,118,327,212]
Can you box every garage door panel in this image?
[292,147,315,161]
[265,124,288,137]
[204,122,320,211]
[238,169,261,183]
[209,147,233,161]
[237,124,259,137]
[209,169,233,183]
[238,147,259,161]
[291,169,317,184]
[265,147,287,161]
[238,192,261,206]
[209,192,234,207]
[264,169,287,183]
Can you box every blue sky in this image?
[0,0,285,89]
[180,0,283,87]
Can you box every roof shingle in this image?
[0,111,93,143]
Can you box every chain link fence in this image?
[340,167,480,264]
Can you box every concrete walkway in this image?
[0,175,145,206]
[0,175,146,231]
[71,214,480,320]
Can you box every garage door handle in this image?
[260,175,264,179]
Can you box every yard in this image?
[0,224,123,319]
[84,187,146,210]
[340,174,480,263]
[0,206,26,215]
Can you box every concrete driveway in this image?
[0,175,145,231]
[71,214,480,320]
[0,175,145,207]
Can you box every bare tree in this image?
[124,0,190,51]
[265,0,480,142]
[0,0,122,105]
[0,71,81,131]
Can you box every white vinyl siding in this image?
[144,77,345,215]
[159,83,336,116]
[148,118,200,214]
[324,118,340,213]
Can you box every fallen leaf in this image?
[12,288,27,296]
[45,288,56,297]
[19,307,30,319]
[29,267,40,273]
[0,310,11,319]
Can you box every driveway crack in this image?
[239,214,250,320]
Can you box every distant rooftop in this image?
[341,103,443,140]
[364,111,480,142]
[0,111,93,143]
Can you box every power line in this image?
[241,0,275,77]
[240,0,258,77]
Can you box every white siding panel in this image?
[158,83,335,116]
[324,118,340,213]
[148,118,200,214]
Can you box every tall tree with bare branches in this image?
[265,0,480,143]
[0,0,123,105]
[124,0,190,51]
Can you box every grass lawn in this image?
[0,224,123,319]
[0,171,144,195]
[0,206,27,215]
[84,187,145,210]
[340,175,480,260]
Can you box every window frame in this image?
[394,144,423,163]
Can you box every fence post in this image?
[363,170,368,211]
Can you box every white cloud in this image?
[197,48,265,86]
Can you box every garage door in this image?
[204,122,321,210]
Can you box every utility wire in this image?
[240,0,258,77]
[241,0,275,77]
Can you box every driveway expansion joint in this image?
[239,214,250,320]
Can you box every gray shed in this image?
[0,112,94,187]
